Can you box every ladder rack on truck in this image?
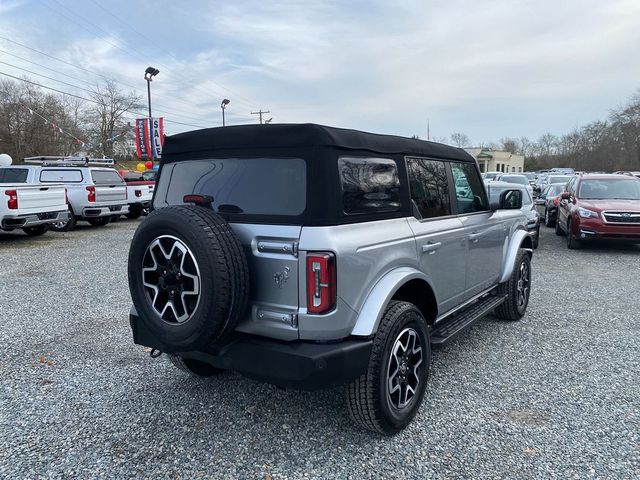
[23,156,115,167]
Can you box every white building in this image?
[465,148,525,174]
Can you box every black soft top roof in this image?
[161,123,474,163]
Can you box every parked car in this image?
[487,181,540,248]
[127,124,534,435]
[523,172,537,184]
[535,183,566,227]
[481,171,501,181]
[493,174,534,198]
[555,174,640,248]
[551,167,575,175]
[534,174,573,196]
[0,166,69,236]
[118,170,155,219]
[23,157,129,231]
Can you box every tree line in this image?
[0,77,140,161]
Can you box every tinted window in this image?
[91,170,124,184]
[160,158,306,216]
[406,157,451,219]
[451,163,488,214]
[0,168,28,183]
[339,157,400,214]
[40,169,83,182]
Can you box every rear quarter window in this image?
[338,157,401,214]
[40,169,83,183]
[0,168,28,183]
[91,170,125,184]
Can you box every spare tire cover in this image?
[128,205,249,351]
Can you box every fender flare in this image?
[499,228,533,283]
[350,267,434,337]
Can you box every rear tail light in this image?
[135,189,142,197]
[306,252,336,314]
[86,186,96,202]
[5,189,18,210]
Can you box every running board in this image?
[430,294,507,349]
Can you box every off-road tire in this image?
[49,208,76,232]
[128,205,249,351]
[495,249,531,321]
[168,354,224,377]
[88,217,111,227]
[346,301,430,435]
[22,224,49,236]
[566,218,581,249]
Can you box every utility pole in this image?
[251,109,270,125]
[427,120,430,141]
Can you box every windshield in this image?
[578,179,640,200]
[483,172,499,180]
[157,158,307,217]
[548,175,572,184]
[499,175,528,185]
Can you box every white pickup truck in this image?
[119,171,155,219]
[21,158,130,231]
[0,168,69,236]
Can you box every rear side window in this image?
[160,158,306,216]
[406,157,451,219]
[450,162,489,214]
[0,168,28,183]
[91,170,124,185]
[40,169,83,183]
[338,157,400,214]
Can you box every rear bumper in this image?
[82,204,129,218]
[130,311,372,390]
[1,210,69,229]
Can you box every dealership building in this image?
[465,148,525,173]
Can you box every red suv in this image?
[556,174,640,248]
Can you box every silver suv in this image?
[128,124,533,435]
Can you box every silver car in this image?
[128,124,534,435]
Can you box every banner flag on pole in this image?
[135,118,153,159]
[151,117,164,159]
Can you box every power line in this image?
[59,0,263,113]
[0,35,239,123]
[0,71,210,130]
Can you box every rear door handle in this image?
[468,232,481,242]
[421,242,442,254]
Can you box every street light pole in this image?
[144,66,160,120]
[221,99,230,127]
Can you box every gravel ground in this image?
[1,221,639,479]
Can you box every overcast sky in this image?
[1,0,639,145]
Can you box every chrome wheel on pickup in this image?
[142,235,201,324]
[49,208,76,232]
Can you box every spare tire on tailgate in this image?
[128,205,249,351]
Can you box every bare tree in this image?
[500,137,518,154]
[86,80,141,157]
[450,132,470,148]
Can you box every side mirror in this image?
[498,189,523,210]
[561,192,571,200]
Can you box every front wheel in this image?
[126,205,143,219]
[566,219,582,249]
[346,301,430,435]
[22,224,49,236]
[495,249,531,321]
[87,217,111,227]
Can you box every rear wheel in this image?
[554,214,564,236]
[346,301,430,435]
[495,249,531,321]
[169,355,224,377]
[22,224,49,236]
[49,208,76,232]
[126,205,143,219]
[88,217,111,227]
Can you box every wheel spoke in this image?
[386,327,423,410]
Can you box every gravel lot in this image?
[1,221,639,479]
